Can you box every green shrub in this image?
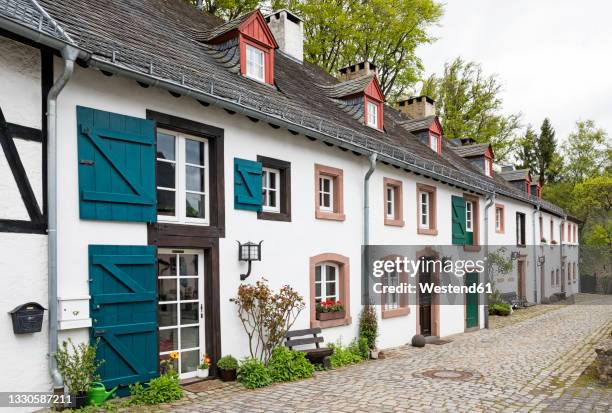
[489,303,511,316]
[217,355,238,370]
[55,338,103,394]
[329,340,364,368]
[129,371,183,405]
[237,358,273,389]
[267,346,314,382]
[358,304,378,350]
[358,336,369,359]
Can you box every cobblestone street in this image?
[157,294,612,412]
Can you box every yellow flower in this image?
[169,351,179,360]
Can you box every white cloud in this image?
[417,0,612,143]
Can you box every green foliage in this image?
[489,303,511,316]
[184,0,259,20]
[217,355,239,370]
[420,57,521,161]
[485,247,513,284]
[237,358,273,388]
[358,304,378,350]
[267,346,314,382]
[358,336,369,359]
[55,338,103,394]
[129,371,183,405]
[329,340,364,368]
[562,120,611,183]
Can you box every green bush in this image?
[358,336,369,359]
[489,303,511,316]
[267,346,314,382]
[217,355,238,370]
[129,371,183,405]
[237,358,273,389]
[358,304,378,350]
[329,340,364,368]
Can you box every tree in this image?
[535,118,558,185]
[420,58,521,162]
[562,120,611,183]
[572,174,612,247]
[516,126,537,170]
[185,0,260,21]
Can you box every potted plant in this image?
[551,240,558,245]
[217,355,238,382]
[315,299,345,321]
[541,237,547,243]
[197,354,211,378]
[55,338,104,409]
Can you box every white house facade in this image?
[0,0,580,402]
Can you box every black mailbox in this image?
[9,302,46,334]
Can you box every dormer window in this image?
[429,133,441,154]
[484,157,492,177]
[366,100,379,128]
[246,44,265,82]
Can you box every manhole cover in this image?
[413,369,481,381]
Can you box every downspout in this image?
[483,193,495,329]
[532,205,540,303]
[48,45,79,392]
[561,213,567,295]
[362,153,377,305]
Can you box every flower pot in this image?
[219,368,237,382]
[72,391,88,409]
[196,368,209,378]
[316,310,345,321]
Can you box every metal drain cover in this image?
[414,369,481,381]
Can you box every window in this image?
[484,157,492,177]
[416,183,437,235]
[384,178,403,226]
[246,44,265,82]
[550,219,554,243]
[156,130,209,224]
[381,265,410,318]
[314,164,345,221]
[539,215,544,241]
[366,100,378,128]
[429,133,440,153]
[495,204,504,233]
[310,253,351,328]
[551,270,554,287]
[257,156,291,221]
[556,269,559,285]
[561,222,566,242]
[314,262,338,303]
[516,212,526,246]
[261,167,280,213]
[573,263,577,282]
[466,201,473,232]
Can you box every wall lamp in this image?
[237,241,262,281]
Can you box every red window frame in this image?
[364,97,383,130]
[239,36,275,84]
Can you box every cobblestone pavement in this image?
[153,294,612,413]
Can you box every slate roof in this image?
[194,9,257,42]
[453,143,491,158]
[499,169,531,182]
[399,115,436,133]
[0,0,566,216]
[320,74,376,99]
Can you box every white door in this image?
[157,249,205,379]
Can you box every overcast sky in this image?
[416,0,612,143]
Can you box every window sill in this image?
[257,211,291,222]
[384,218,404,227]
[315,210,346,221]
[464,245,481,252]
[311,315,352,329]
[417,228,438,236]
[381,307,409,319]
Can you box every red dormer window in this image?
[484,146,494,177]
[363,77,384,130]
[428,118,443,155]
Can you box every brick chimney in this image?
[337,62,378,81]
[396,96,436,119]
[266,10,304,62]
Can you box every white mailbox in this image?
[58,296,92,330]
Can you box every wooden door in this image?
[465,273,478,329]
[419,267,432,336]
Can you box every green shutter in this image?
[77,106,156,222]
[465,272,478,328]
[451,195,466,245]
[89,245,158,395]
[234,158,262,211]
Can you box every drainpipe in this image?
[48,45,79,392]
[362,153,377,305]
[532,205,540,303]
[561,213,567,294]
[483,193,495,329]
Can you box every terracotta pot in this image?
[219,368,237,382]
[316,310,345,321]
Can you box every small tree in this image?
[358,304,378,350]
[485,247,513,305]
[231,280,305,364]
[55,338,104,395]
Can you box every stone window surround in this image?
[383,177,404,227]
[416,183,438,235]
[463,193,480,251]
[495,203,505,233]
[309,253,351,329]
[314,164,345,221]
[380,255,410,319]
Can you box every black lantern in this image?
[237,241,262,281]
[537,256,546,267]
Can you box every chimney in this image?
[266,10,304,62]
[337,62,377,82]
[396,96,436,119]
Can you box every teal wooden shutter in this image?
[465,272,479,328]
[234,158,262,211]
[77,106,156,222]
[89,245,158,394]
[451,195,466,245]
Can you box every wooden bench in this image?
[284,327,333,368]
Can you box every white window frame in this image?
[384,270,400,310]
[262,167,281,213]
[156,129,209,225]
[366,100,378,128]
[319,175,334,212]
[386,186,395,219]
[429,133,439,153]
[485,158,491,176]
[495,207,502,232]
[246,44,265,82]
[314,262,339,303]
[419,191,430,229]
[466,201,473,232]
